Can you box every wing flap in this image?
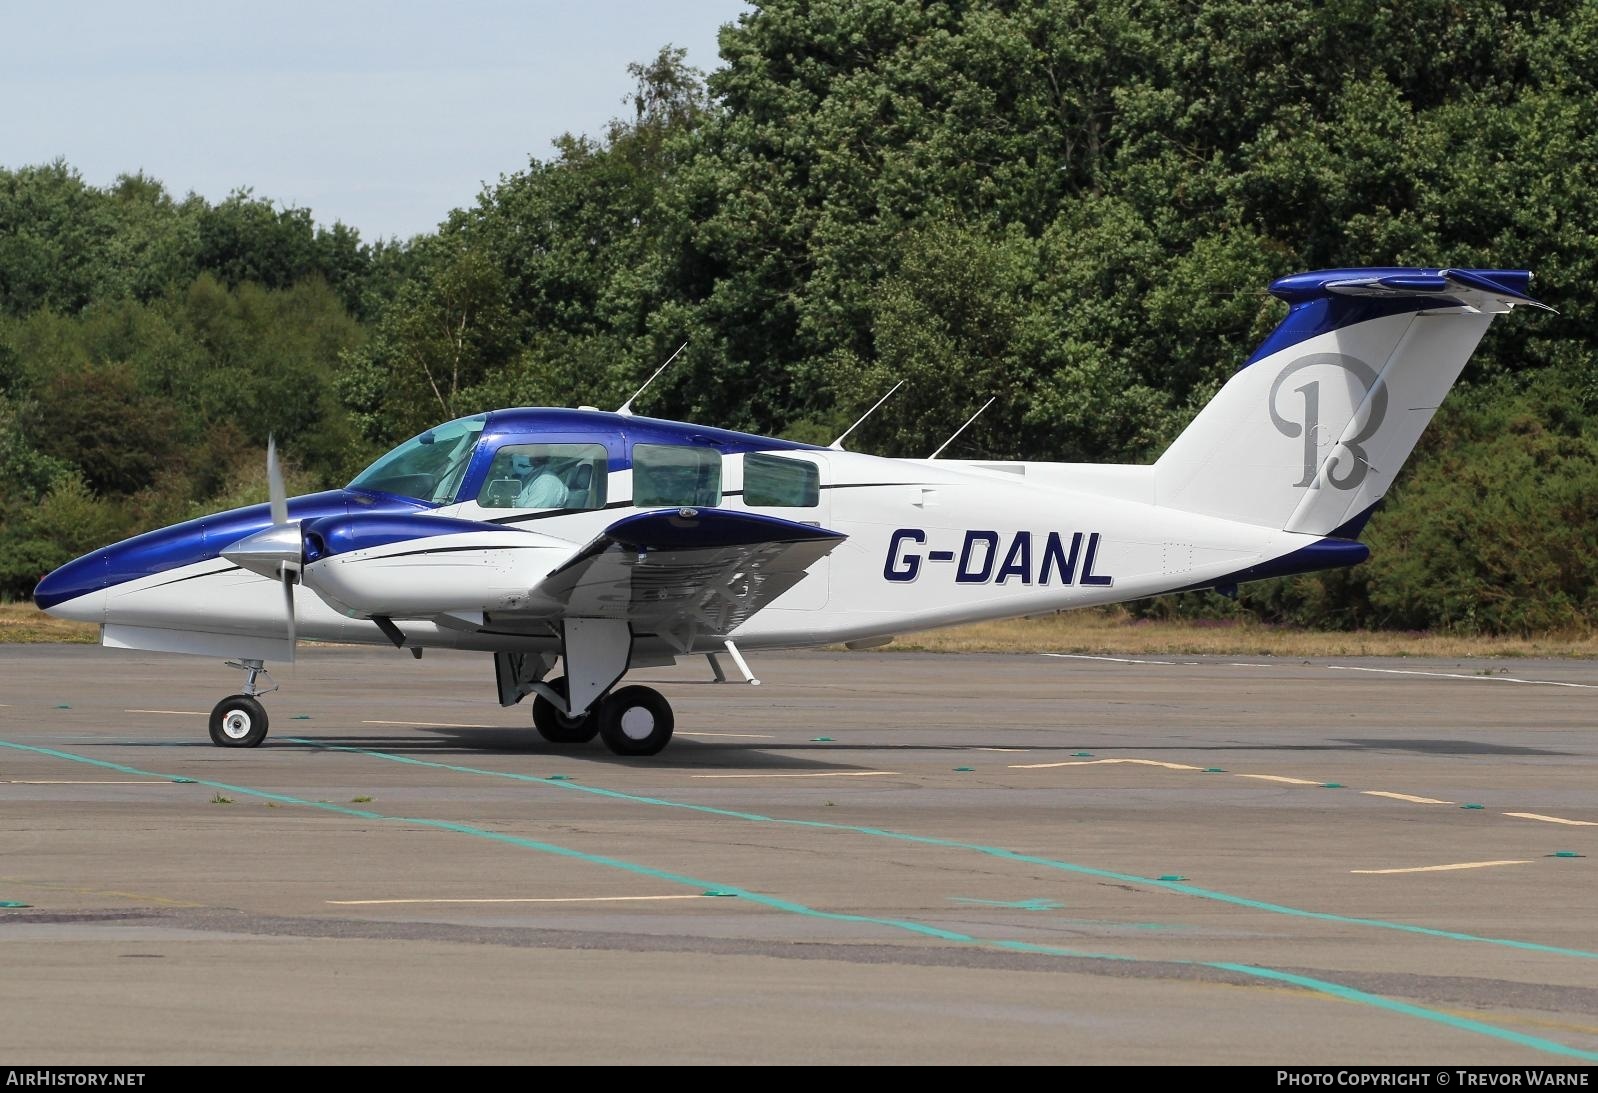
[525,508,845,645]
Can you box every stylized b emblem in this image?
[1268,353,1387,490]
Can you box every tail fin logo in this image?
[1267,353,1388,490]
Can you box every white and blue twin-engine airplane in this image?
[34,267,1548,756]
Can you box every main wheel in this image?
[209,694,269,748]
[532,676,599,744]
[597,685,674,757]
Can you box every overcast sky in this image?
[1,0,751,241]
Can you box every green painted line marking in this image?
[949,897,1063,911]
[283,738,1598,964]
[6,738,1598,1062]
[0,900,30,908]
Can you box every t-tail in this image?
[1153,268,1551,537]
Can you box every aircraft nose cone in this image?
[33,551,109,621]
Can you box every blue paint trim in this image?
[9,737,1597,1061]
[605,508,845,552]
[1244,267,1540,367]
[33,489,426,610]
[301,512,517,563]
[1170,537,1369,595]
[484,407,823,458]
[1328,501,1381,541]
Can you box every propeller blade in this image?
[267,436,288,527]
[280,564,297,662]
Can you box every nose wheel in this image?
[209,695,269,748]
[209,658,276,748]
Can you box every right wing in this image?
[523,507,846,648]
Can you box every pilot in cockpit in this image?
[511,451,569,509]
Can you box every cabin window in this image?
[347,414,487,503]
[743,453,819,508]
[476,443,609,510]
[632,444,722,507]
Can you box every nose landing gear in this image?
[209,659,275,748]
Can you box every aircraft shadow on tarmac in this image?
[104,731,1574,768]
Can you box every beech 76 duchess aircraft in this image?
[34,267,1548,756]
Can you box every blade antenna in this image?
[829,379,904,450]
[617,341,688,416]
[927,397,996,459]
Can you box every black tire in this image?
[209,694,269,748]
[597,685,674,757]
[532,677,599,744]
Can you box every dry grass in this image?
[0,600,99,645]
[855,607,1598,659]
[0,602,98,644]
[4,600,1593,659]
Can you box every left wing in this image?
[521,507,845,648]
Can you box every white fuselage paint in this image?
[55,446,1304,659]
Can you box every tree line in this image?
[3,0,1594,633]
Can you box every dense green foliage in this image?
[3,1,1595,632]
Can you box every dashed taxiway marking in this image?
[676,731,775,739]
[361,720,490,729]
[1237,774,1324,786]
[1351,860,1534,875]
[1505,812,1598,827]
[1327,666,1598,689]
[125,709,205,717]
[1010,758,1203,771]
[326,895,708,906]
[1363,791,1454,805]
[6,779,170,785]
[1042,653,1174,665]
[688,771,900,779]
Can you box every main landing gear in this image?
[532,676,674,756]
[209,659,274,748]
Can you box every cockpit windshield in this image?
[347,414,487,503]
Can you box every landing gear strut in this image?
[532,676,599,744]
[209,659,274,748]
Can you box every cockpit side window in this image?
[476,443,609,510]
[632,444,722,507]
[743,453,819,507]
[347,414,487,503]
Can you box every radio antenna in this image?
[927,397,996,459]
[828,380,904,450]
[617,341,688,416]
